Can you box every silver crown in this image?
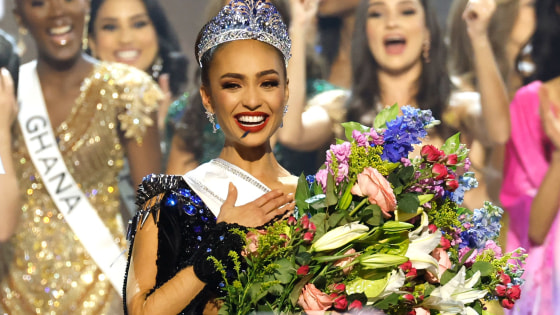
[196,0,291,67]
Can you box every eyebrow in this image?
[369,0,416,7]
[220,69,280,80]
[98,13,150,22]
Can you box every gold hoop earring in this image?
[82,13,90,51]
[422,39,431,64]
[17,27,28,56]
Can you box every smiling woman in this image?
[122,1,299,314]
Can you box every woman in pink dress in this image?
[500,0,560,313]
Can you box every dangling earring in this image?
[151,56,163,80]
[82,13,90,51]
[280,104,288,128]
[17,27,28,56]
[206,110,220,133]
[422,39,431,64]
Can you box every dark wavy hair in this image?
[347,0,450,130]
[88,0,188,96]
[531,0,560,81]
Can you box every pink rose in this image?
[303,232,315,243]
[242,230,267,256]
[351,167,396,217]
[413,307,430,315]
[297,284,334,312]
[334,248,357,275]
[431,248,452,276]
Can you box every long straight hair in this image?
[531,0,560,81]
[347,0,450,130]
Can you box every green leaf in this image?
[398,166,415,183]
[267,284,284,296]
[248,283,264,303]
[337,184,354,210]
[328,210,348,227]
[397,193,420,213]
[372,292,400,309]
[441,132,461,155]
[374,104,400,129]
[365,205,383,226]
[274,259,295,284]
[326,173,338,206]
[295,174,310,212]
[471,261,494,277]
[310,213,328,239]
[440,269,457,285]
[341,121,371,141]
[346,273,390,298]
[289,274,313,306]
[295,252,312,266]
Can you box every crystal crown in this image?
[196,0,291,67]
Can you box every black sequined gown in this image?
[123,174,223,314]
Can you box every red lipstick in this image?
[234,112,270,133]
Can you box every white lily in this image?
[311,222,369,252]
[405,225,441,276]
[345,269,406,302]
[422,266,488,315]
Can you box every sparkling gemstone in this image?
[183,204,197,215]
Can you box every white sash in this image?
[184,158,271,217]
[17,61,126,296]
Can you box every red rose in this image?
[446,154,458,165]
[334,296,348,311]
[301,216,310,230]
[428,224,438,233]
[403,294,415,302]
[303,232,314,243]
[495,284,507,297]
[287,216,297,226]
[446,179,459,191]
[506,285,521,300]
[421,145,445,162]
[400,261,412,272]
[502,299,515,309]
[330,283,345,293]
[440,236,451,250]
[348,300,363,310]
[297,265,310,276]
[500,273,512,285]
[308,222,317,232]
[406,268,418,279]
[432,164,448,180]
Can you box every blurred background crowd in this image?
[1,0,559,313]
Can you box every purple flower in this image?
[352,130,369,147]
[368,128,384,145]
[484,240,503,258]
[330,142,352,164]
[458,247,477,267]
[336,163,349,184]
[316,169,328,191]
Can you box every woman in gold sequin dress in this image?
[0,0,162,314]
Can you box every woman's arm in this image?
[123,111,162,187]
[276,0,335,150]
[0,68,20,242]
[463,0,512,144]
[528,84,560,245]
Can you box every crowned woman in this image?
[123,0,298,314]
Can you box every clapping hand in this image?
[539,85,560,151]
[218,183,295,228]
[463,0,497,39]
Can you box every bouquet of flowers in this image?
[214,105,526,315]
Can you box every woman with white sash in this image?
[0,0,162,314]
[124,1,297,314]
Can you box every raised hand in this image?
[539,84,560,151]
[290,0,319,30]
[217,183,295,227]
[462,0,497,39]
[0,68,18,127]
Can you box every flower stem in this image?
[349,198,369,217]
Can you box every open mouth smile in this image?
[234,112,270,133]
